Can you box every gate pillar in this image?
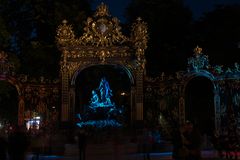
[61,64,70,122]
[135,70,144,120]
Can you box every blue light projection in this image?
[77,77,124,128]
[90,77,114,108]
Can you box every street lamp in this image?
[120,92,126,96]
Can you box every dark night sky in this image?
[184,0,240,19]
[92,0,240,21]
[92,0,130,22]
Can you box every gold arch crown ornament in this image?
[94,2,110,17]
[56,3,128,47]
[194,46,203,55]
[56,3,148,67]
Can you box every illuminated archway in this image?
[73,64,132,125]
[56,3,148,123]
[0,80,19,125]
[0,51,24,125]
[185,76,215,135]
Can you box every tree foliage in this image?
[193,4,240,66]
[0,81,18,124]
[0,1,239,78]
[0,0,92,78]
[125,0,193,76]
[125,1,240,76]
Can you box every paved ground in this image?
[26,151,220,160]
[24,132,223,160]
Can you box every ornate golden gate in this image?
[0,50,60,127]
[144,46,240,136]
[56,3,148,123]
[0,51,24,125]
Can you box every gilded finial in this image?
[194,46,202,55]
[62,19,68,24]
[136,17,142,21]
[95,2,109,17]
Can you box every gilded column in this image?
[130,17,148,121]
[132,88,136,122]
[61,50,70,122]
[56,20,75,122]
[70,87,76,121]
[135,71,144,120]
[18,96,25,126]
[214,87,221,134]
[179,97,185,125]
[61,69,69,121]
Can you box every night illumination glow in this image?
[77,77,124,128]
[26,116,41,130]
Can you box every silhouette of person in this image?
[172,124,186,160]
[142,127,152,160]
[78,128,87,160]
[31,132,42,160]
[8,125,30,160]
[183,121,202,160]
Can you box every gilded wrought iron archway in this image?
[56,3,148,123]
[143,46,239,138]
[71,64,134,123]
[183,74,217,135]
[179,47,221,134]
[0,51,24,125]
[178,46,238,135]
[70,64,135,86]
[0,50,61,127]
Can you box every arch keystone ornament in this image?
[56,3,148,123]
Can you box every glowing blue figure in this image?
[98,77,112,104]
[77,77,124,129]
[90,90,99,106]
[89,77,114,108]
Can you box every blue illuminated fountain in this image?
[90,77,114,108]
[77,77,124,128]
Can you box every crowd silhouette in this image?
[0,124,30,160]
[0,123,53,160]
[172,121,202,160]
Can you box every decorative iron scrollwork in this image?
[0,51,15,76]
[187,46,209,72]
[56,3,128,48]
[131,17,148,70]
[56,20,75,46]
